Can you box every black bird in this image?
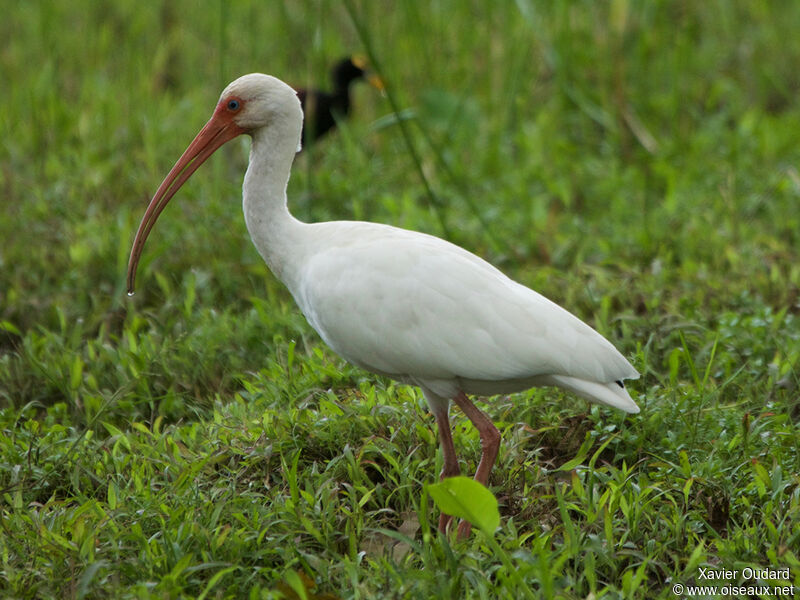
[297,56,383,145]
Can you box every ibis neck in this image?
[242,125,305,283]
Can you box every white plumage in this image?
[128,74,639,537]
[291,222,638,408]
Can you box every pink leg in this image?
[452,392,501,538]
[432,403,460,533]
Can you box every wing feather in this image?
[291,222,638,396]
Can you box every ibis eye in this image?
[227,99,241,111]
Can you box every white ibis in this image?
[127,74,639,537]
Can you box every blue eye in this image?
[227,99,240,111]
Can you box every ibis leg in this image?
[432,403,460,533]
[452,391,501,538]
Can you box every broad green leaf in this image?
[107,481,117,510]
[426,476,499,535]
[197,566,238,600]
[76,560,108,600]
[557,432,593,471]
[0,320,21,335]
[683,542,706,575]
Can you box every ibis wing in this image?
[292,223,637,389]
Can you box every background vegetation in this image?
[1,1,799,597]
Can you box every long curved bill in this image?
[126,113,245,294]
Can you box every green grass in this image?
[2,0,800,597]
